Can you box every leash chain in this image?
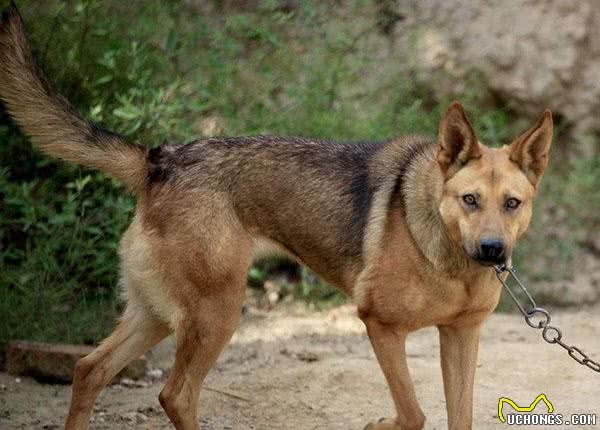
[494,265,600,373]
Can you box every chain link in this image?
[494,265,600,373]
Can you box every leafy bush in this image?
[1,0,192,347]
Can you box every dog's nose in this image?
[479,239,505,262]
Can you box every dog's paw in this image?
[363,417,398,430]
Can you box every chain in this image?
[494,265,600,373]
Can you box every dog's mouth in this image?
[472,254,507,267]
[463,244,508,267]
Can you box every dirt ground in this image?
[1,303,599,430]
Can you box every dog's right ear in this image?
[508,110,553,188]
[437,101,481,178]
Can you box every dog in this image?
[0,3,553,430]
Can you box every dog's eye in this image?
[462,194,478,206]
[505,198,521,210]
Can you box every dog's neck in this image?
[402,149,476,275]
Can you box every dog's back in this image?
[145,137,377,279]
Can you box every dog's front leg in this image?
[438,324,482,430]
[362,317,426,430]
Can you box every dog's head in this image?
[436,102,553,266]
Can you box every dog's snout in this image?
[479,239,505,262]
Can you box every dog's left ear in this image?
[508,110,553,187]
[437,101,481,178]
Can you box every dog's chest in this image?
[360,262,501,329]
[427,271,502,326]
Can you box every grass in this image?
[0,0,598,349]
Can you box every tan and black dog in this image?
[0,4,553,430]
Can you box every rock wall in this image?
[399,0,600,138]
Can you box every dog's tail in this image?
[0,3,147,191]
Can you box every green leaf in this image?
[113,106,140,120]
[166,29,179,52]
[95,75,113,85]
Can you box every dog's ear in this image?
[437,101,481,178]
[508,110,553,187]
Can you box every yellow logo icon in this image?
[498,393,554,423]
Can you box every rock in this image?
[120,378,149,388]
[295,351,319,362]
[120,411,148,424]
[5,341,147,384]
[137,405,160,416]
[264,281,280,306]
[118,354,147,381]
[280,348,319,362]
[146,368,164,380]
[395,0,600,139]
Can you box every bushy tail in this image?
[0,2,147,191]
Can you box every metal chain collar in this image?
[494,265,600,373]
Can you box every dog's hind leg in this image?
[65,308,170,430]
[156,237,251,430]
[158,280,247,430]
[159,294,244,429]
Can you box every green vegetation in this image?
[1,0,598,349]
